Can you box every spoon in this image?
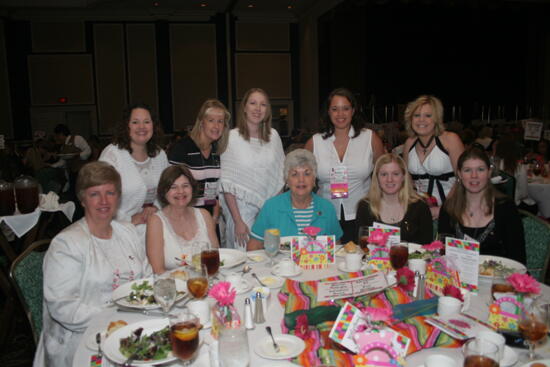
[266,326,280,353]
[240,265,252,274]
[252,273,267,287]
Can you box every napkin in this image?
[39,191,60,210]
[392,298,438,321]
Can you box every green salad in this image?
[119,326,171,361]
[127,281,156,305]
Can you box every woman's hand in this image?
[234,218,250,244]
[131,207,158,225]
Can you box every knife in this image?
[116,307,176,318]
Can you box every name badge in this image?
[330,165,349,199]
[204,181,218,206]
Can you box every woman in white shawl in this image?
[220,88,284,248]
[99,103,169,231]
[33,162,151,367]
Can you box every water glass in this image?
[153,273,176,316]
[264,229,280,266]
[219,326,250,367]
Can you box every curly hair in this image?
[113,102,164,157]
[404,95,445,137]
[320,88,364,139]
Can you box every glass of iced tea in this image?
[519,298,550,360]
[358,226,370,251]
[462,338,499,367]
[170,308,200,365]
[201,242,220,279]
[186,264,209,300]
[389,242,408,270]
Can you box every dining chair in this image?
[0,266,16,346]
[519,210,550,282]
[9,239,50,345]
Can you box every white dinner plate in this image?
[478,255,527,280]
[220,248,247,269]
[519,359,550,367]
[254,334,306,360]
[337,261,368,273]
[102,318,176,366]
[111,278,187,310]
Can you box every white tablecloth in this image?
[528,177,550,218]
[72,251,550,367]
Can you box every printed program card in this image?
[317,271,389,302]
[445,237,480,292]
[372,222,401,247]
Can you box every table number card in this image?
[366,246,392,272]
[444,237,480,293]
[425,257,461,296]
[317,271,390,302]
[370,225,401,247]
[290,235,335,269]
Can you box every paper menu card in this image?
[445,237,480,293]
[371,223,401,247]
[287,235,336,269]
[317,271,390,302]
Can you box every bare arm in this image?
[247,238,263,251]
[146,214,166,274]
[442,131,465,172]
[402,137,415,166]
[200,208,219,248]
[304,137,314,152]
[223,192,250,241]
[371,131,385,163]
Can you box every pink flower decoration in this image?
[303,226,321,237]
[362,307,393,323]
[422,240,444,252]
[396,266,416,292]
[367,231,391,247]
[294,314,311,340]
[443,285,464,302]
[506,273,541,295]
[208,281,237,306]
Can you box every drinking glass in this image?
[186,264,209,300]
[519,297,549,360]
[264,229,280,267]
[153,273,177,317]
[357,226,370,252]
[170,308,201,365]
[201,242,220,280]
[219,326,250,367]
[533,161,542,176]
[462,338,499,367]
[389,242,408,270]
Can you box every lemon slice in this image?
[266,228,280,236]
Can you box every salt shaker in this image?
[244,298,254,329]
[253,291,265,324]
[415,272,426,300]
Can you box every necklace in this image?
[418,135,435,154]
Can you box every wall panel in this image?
[170,24,217,130]
[126,24,158,112]
[235,53,291,99]
[94,24,127,135]
[31,21,85,53]
[0,20,13,138]
[236,23,289,51]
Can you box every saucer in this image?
[258,275,285,289]
[254,334,305,360]
[229,279,252,295]
[337,261,367,273]
[272,265,302,278]
[500,346,518,367]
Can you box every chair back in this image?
[520,210,550,282]
[9,239,50,344]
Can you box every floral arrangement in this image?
[209,281,236,306]
[303,226,321,238]
[396,267,415,292]
[209,281,240,337]
[368,231,391,247]
[506,273,541,295]
[443,285,464,302]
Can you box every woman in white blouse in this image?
[147,165,219,273]
[34,162,150,367]
[305,87,384,242]
[220,88,285,249]
[99,103,169,229]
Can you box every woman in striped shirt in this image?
[248,149,343,250]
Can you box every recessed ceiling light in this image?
[200,3,207,7]
[248,3,255,8]
[288,5,293,8]
[153,1,160,6]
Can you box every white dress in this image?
[408,136,456,205]
[312,127,374,221]
[154,209,210,270]
[220,128,285,248]
[33,219,151,367]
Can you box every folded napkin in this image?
[39,191,60,210]
[392,298,438,321]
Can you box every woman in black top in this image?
[438,147,526,264]
[356,153,433,244]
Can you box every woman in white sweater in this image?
[100,103,169,231]
[220,88,285,249]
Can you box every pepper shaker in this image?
[253,291,265,324]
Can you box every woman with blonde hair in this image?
[220,88,285,248]
[403,95,464,218]
[356,153,433,244]
[168,99,230,220]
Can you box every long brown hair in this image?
[320,88,364,139]
[236,88,272,142]
[443,147,503,224]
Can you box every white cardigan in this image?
[33,219,151,367]
[99,144,169,223]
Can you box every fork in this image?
[122,352,138,367]
[252,273,267,287]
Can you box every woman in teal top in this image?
[248,149,343,250]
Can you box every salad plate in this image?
[102,318,175,366]
[254,334,305,360]
[220,248,247,269]
[478,255,526,280]
[111,278,187,310]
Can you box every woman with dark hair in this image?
[99,103,169,229]
[438,147,525,264]
[146,165,219,274]
[220,88,285,249]
[305,87,384,243]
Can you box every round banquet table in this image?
[527,176,550,218]
[73,250,550,367]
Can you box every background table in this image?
[528,176,550,218]
[73,250,550,367]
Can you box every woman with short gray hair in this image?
[248,149,342,250]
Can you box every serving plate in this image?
[478,255,526,280]
[220,248,247,269]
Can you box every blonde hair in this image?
[236,88,272,142]
[404,95,445,137]
[189,99,231,154]
[363,153,419,219]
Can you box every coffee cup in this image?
[225,272,244,289]
[408,258,427,275]
[437,296,463,317]
[274,259,296,276]
[345,251,363,271]
[477,331,505,362]
[425,354,457,367]
[187,299,210,325]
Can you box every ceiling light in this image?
[200,3,207,7]
[248,3,255,8]
[288,5,293,9]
